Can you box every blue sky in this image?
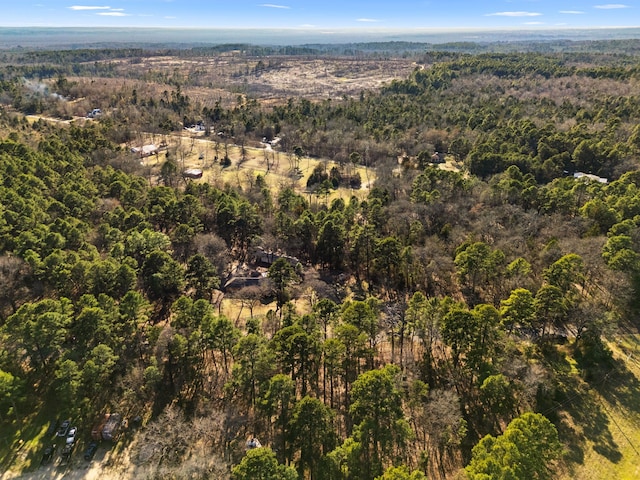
[3,1,640,29]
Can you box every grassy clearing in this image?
[558,335,640,480]
[0,397,57,476]
[138,133,375,203]
[219,296,314,327]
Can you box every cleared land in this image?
[99,55,416,103]
[133,132,377,203]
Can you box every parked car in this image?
[66,427,77,445]
[46,419,58,437]
[59,444,73,467]
[41,444,56,465]
[56,420,70,437]
[84,441,98,461]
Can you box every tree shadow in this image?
[534,370,586,467]
[596,356,640,408]
[0,407,55,477]
[537,342,622,468]
[585,354,640,452]
[552,380,622,466]
[574,389,621,462]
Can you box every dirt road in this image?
[2,446,132,480]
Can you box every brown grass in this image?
[136,132,376,203]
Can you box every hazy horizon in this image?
[2,26,640,49]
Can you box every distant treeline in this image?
[3,38,640,65]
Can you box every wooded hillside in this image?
[1,43,640,479]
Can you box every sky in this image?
[2,1,640,29]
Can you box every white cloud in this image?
[594,4,630,8]
[524,21,544,25]
[69,5,133,16]
[68,5,111,10]
[559,10,584,14]
[485,11,542,17]
[259,4,290,8]
[356,18,380,22]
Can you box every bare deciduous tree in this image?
[0,255,34,318]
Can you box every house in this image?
[131,144,159,158]
[253,246,299,267]
[223,265,267,292]
[223,273,266,292]
[431,152,446,164]
[573,172,608,184]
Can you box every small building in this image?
[573,172,608,184]
[223,265,267,292]
[183,168,203,180]
[131,144,159,158]
[223,273,267,292]
[431,152,446,164]
[246,437,262,449]
[253,246,299,267]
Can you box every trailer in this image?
[91,414,109,441]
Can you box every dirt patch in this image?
[238,57,415,101]
[71,54,415,107]
[1,446,129,480]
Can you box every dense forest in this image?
[1,42,640,479]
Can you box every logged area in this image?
[1,41,640,480]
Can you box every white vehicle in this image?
[66,426,77,445]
